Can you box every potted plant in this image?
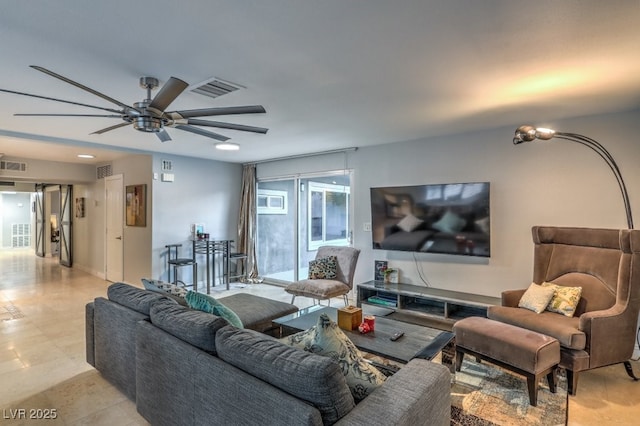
[383,267,398,284]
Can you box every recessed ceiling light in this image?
[77,154,95,159]
[215,143,240,151]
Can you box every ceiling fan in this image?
[0,65,268,143]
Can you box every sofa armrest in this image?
[501,289,526,307]
[335,359,450,426]
[85,302,95,367]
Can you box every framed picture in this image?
[126,184,146,227]
[374,260,388,281]
[75,197,85,218]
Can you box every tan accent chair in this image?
[488,226,640,395]
[285,246,360,306]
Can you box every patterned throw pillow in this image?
[518,283,556,314]
[141,278,188,299]
[308,256,338,280]
[281,313,387,402]
[185,291,243,329]
[542,282,583,317]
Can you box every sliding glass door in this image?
[257,171,352,283]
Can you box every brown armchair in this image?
[285,246,360,306]
[488,226,640,395]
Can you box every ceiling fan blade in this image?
[186,119,268,134]
[148,77,188,113]
[30,65,135,111]
[175,125,230,141]
[15,113,122,118]
[0,88,124,114]
[156,130,172,142]
[91,122,131,135]
[169,105,266,119]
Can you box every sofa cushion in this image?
[107,282,168,315]
[185,291,243,328]
[308,256,338,280]
[488,305,585,350]
[542,282,582,317]
[281,313,387,402]
[216,325,355,425]
[518,283,556,314]
[150,298,228,354]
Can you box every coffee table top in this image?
[273,305,454,364]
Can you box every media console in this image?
[356,281,500,325]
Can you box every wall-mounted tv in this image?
[370,182,490,257]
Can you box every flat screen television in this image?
[370,182,490,257]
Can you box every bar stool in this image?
[165,244,197,291]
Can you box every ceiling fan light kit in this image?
[0,66,268,145]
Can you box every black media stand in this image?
[357,281,500,325]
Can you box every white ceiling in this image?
[0,1,639,165]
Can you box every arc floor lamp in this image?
[513,124,639,379]
[513,125,634,229]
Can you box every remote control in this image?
[390,331,404,341]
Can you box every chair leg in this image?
[624,361,640,381]
[566,369,578,395]
[343,295,349,306]
[193,263,198,292]
[291,295,296,304]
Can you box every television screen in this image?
[370,182,490,257]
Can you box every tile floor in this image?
[0,249,639,425]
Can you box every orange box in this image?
[337,305,363,331]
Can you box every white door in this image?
[105,175,124,282]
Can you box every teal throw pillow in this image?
[185,291,243,329]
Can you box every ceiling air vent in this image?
[190,77,244,99]
[0,161,27,172]
[96,164,112,180]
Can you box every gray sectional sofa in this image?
[86,283,451,425]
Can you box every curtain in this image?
[237,163,262,282]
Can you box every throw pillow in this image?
[542,282,583,317]
[308,255,338,280]
[185,291,243,328]
[432,210,466,233]
[141,278,188,299]
[518,283,556,314]
[281,313,387,402]
[397,213,424,232]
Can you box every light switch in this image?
[161,173,174,182]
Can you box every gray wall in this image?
[258,109,640,298]
[151,154,242,285]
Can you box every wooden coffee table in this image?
[273,305,454,365]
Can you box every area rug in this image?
[364,352,567,426]
[451,359,568,426]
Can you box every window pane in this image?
[325,191,347,241]
[310,190,323,242]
